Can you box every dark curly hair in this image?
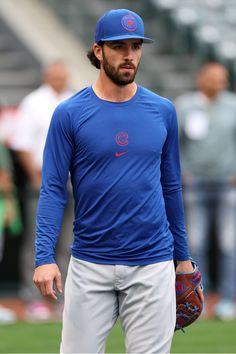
[87,43,104,69]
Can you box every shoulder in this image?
[53,87,89,113]
[174,91,196,108]
[138,86,176,115]
[19,86,59,113]
[19,86,44,108]
[139,86,178,133]
[220,91,236,107]
[51,87,91,127]
[55,86,91,113]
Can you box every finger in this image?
[36,279,57,300]
[36,282,47,297]
[48,290,58,301]
[45,280,58,300]
[196,285,204,303]
[54,273,63,294]
[36,284,44,297]
[34,279,45,297]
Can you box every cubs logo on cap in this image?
[95,9,154,43]
[121,15,138,32]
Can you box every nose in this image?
[123,45,134,60]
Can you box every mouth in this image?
[120,64,135,70]
[119,66,135,72]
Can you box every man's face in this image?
[101,39,142,86]
[44,63,69,94]
[198,64,228,98]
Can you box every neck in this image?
[45,83,65,96]
[93,72,137,102]
[202,90,220,101]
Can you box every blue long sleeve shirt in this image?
[35,85,190,267]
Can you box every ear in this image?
[93,43,103,62]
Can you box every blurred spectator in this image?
[0,139,18,324]
[175,62,236,320]
[10,60,74,321]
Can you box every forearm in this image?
[163,189,190,261]
[16,150,41,187]
[35,188,67,267]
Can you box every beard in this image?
[102,49,139,86]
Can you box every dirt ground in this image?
[0,298,26,320]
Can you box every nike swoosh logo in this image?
[115,151,128,157]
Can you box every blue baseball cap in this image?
[95,9,154,44]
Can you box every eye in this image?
[113,44,123,50]
[133,43,142,50]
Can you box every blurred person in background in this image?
[0,135,18,324]
[10,60,74,321]
[175,62,236,320]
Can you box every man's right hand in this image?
[33,264,62,301]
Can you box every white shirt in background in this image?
[11,84,73,170]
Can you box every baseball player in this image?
[33,9,203,353]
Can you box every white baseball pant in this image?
[60,257,176,354]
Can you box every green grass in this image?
[0,319,235,353]
[172,320,236,353]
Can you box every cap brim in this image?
[98,34,154,43]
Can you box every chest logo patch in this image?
[115,131,129,146]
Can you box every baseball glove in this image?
[175,261,203,331]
